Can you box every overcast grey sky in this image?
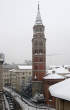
[0,0,70,65]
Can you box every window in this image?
[29,72,31,75]
[34,65,38,69]
[40,58,43,62]
[22,77,25,79]
[34,50,38,54]
[23,72,24,75]
[39,49,43,53]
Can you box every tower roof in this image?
[35,3,42,25]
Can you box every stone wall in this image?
[56,98,70,110]
[32,81,43,96]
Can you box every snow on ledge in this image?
[49,78,70,101]
[18,65,32,70]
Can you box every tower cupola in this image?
[35,3,42,25]
[33,3,44,36]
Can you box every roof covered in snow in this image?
[9,69,16,72]
[44,74,64,80]
[47,67,70,75]
[65,74,70,78]
[56,67,70,74]
[49,78,70,101]
[18,65,32,70]
[64,65,70,68]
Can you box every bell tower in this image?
[32,3,46,96]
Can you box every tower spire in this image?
[35,2,42,25]
[38,1,39,11]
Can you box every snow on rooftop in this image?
[49,78,70,101]
[65,74,70,78]
[47,70,53,74]
[56,67,70,74]
[9,69,16,72]
[64,65,70,68]
[49,65,61,68]
[18,65,32,70]
[44,74,64,80]
[47,67,70,75]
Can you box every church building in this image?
[32,3,46,96]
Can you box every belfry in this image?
[32,3,46,96]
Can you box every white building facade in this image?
[3,65,32,92]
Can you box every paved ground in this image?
[23,103,56,110]
[4,87,56,110]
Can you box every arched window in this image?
[39,49,43,53]
[34,49,38,54]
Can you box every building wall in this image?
[56,98,70,110]
[0,53,4,110]
[11,69,32,92]
[0,65,3,110]
[32,81,43,96]
[3,69,10,87]
[0,65,3,92]
[32,35,46,81]
[3,68,32,92]
[43,79,64,108]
